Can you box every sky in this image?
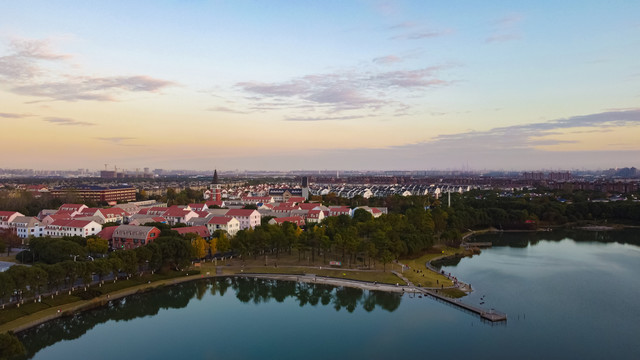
[1,0,639,172]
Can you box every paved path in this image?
[238,273,417,293]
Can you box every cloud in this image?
[373,55,402,65]
[44,117,94,126]
[11,75,174,102]
[0,39,70,81]
[10,39,71,60]
[413,109,640,154]
[95,137,136,144]
[0,38,175,101]
[494,14,523,27]
[391,29,452,40]
[206,106,249,114]
[0,112,34,119]
[284,115,364,122]
[486,13,523,43]
[278,110,640,170]
[236,66,450,114]
[387,22,416,30]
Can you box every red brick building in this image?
[51,185,136,203]
[110,225,161,250]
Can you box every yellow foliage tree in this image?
[191,237,209,259]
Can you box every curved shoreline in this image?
[2,270,419,334]
[1,272,217,334]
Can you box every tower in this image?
[212,169,221,202]
[301,176,309,200]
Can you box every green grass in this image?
[0,294,83,325]
[399,246,464,287]
[438,288,467,298]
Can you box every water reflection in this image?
[18,278,401,358]
[469,228,640,247]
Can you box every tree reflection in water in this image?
[468,228,640,247]
[18,278,401,358]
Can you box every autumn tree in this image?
[191,236,209,260]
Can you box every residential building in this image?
[268,216,305,227]
[328,206,353,217]
[0,211,24,229]
[163,207,199,226]
[174,226,211,240]
[206,216,240,236]
[111,225,161,250]
[10,216,43,242]
[58,203,88,213]
[306,209,325,223]
[45,219,102,238]
[225,209,260,230]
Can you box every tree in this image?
[231,230,251,260]
[86,237,108,257]
[155,237,192,270]
[6,265,31,301]
[353,208,373,223]
[60,261,79,290]
[0,229,21,256]
[93,259,112,284]
[110,250,138,277]
[214,231,231,255]
[42,264,66,291]
[109,257,124,279]
[30,237,86,264]
[77,262,93,288]
[379,249,394,272]
[0,272,15,308]
[191,236,209,259]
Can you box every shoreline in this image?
[1,272,217,334]
[2,270,422,334]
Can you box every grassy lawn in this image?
[438,288,467,298]
[399,246,464,287]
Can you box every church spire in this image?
[213,169,219,185]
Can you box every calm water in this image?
[18,230,640,359]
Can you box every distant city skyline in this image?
[1,1,639,171]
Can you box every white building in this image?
[45,219,102,238]
[0,211,24,229]
[225,209,261,230]
[206,216,240,236]
[10,216,44,243]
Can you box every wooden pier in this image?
[416,288,507,322]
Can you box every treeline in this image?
[447,190,640,229]
[0,191,70,217]
[230,207,438,270]
[320,189,640,228]
[0,228,217,308]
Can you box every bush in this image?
[75,288,102,300]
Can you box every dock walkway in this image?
[416,288,507,322]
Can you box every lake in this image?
[18,229,640,359]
